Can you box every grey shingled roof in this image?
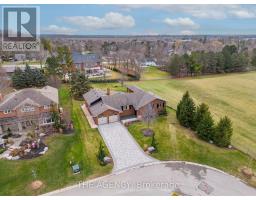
[83,89,106,106]
[89,102,120,117]
[83,86,165,116]
[0,86,58,111]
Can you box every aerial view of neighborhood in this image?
[0,2,256,197]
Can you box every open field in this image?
[140,66,170,80]
[128,108,256,187]
[126,72,256,159]
[0,85,112,195]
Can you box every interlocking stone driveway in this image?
[98,122,157,171]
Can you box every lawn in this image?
[128,108,256,187]
[127,71,256,159]
[0,85,112,195]
[140,66,170,80]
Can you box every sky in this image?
[1,4,256,35]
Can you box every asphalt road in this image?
[46,161,256,196]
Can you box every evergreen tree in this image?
[251,48,256,68]
[194,103,210,130]
[176,91,196,129]
[97,141,106,166]
[70,72,92,100]
[12,68,25,89]
[214,116,233,147]
[151,133,158,151]
[168,54,184,77]
[196,112,215,142]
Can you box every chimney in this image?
[0,93,4,102]
[107,88,110,96]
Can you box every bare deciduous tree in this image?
[142,103,156,129]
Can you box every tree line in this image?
[176,91,233,147]
[168,45,255,77]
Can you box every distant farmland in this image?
[128,71,256,159]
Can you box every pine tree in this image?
[176,91,196,129]
[194,103,210,130]
[196,112,215,142]
[214,116,233,147]
[70,72,92,100]
[97,142,106,166]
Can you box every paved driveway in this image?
[98,122,156,171]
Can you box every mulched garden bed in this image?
[141,128,154,137]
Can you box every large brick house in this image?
[83,86,166,125]
[0,86,59,135]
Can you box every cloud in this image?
[42,25,77,34]
[229,9,256,18]
[121,5,256,20]
[180,30,194,35]
[164,17,199,29]
[62,12,135,30]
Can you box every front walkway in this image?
[98,122,156,172]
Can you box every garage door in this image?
[98,117,108,125]
[109,115,119,123]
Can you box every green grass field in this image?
[0,85,112,195]
[128,108,256,187]
[140,66,170,80]
[126,71,256,159]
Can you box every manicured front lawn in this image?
[0,85,112,195]
[128,108,256,187]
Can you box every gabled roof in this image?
[72,52,100,64]
[83,89,106,106]
[83,86,165,116]
[89,102,120,117]
[0,86,58,111]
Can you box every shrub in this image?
[196,112,215,142]
[214,116,233,147]
[176,91,196,129]
[97,141,106,166]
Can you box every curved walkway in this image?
[47,161,256,196]
[98,122,156,172]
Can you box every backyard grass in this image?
[128,108,256,187]
[0,85,112,195]
[140,66,170,80]
[127,71,256,159]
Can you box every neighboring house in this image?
[14,54,26,62]
[83,86,166,125]
[0,86,59,135]
[140,59,158,68]
[72,51,101,72]
[1,65,42,79]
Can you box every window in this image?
[43,117,54,124]
[22,106,35,112]
[122,105,130,111]
[44,105,50,110]
[3,109,11,114]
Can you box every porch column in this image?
[18,122,23,132]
